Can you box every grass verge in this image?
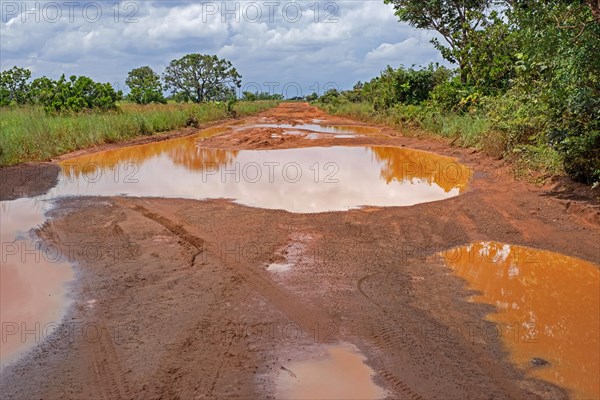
[0,101,278,166]
[316,101,564,182]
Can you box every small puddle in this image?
[440,242,600,399]
[276,343,387,399]
[266,263,292,273]
[238,123,379,137]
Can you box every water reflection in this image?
[239,123,380,135]
[441,242,600,399]
[276,343,387,399]
[0,199,74,366]
[57,137,471,213]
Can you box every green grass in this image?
[316,101,564,182]
[0,101,278,166]
[317,101,491,146]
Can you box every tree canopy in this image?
[0,66,32,106]
[163,54,242,103]
[384,0,496,83]
[126,66,166,104]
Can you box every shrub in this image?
[35,75,122,113]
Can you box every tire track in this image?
[116,198,332,335]
[83,312,134,400]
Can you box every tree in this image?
[360,64,452,109]
[506,1,600,183]
[383,0,496,84]
[29,76,55,105]
[305,92,319,102]
[0,66,31,105]
[39,75,122,113]
[125,66,166,104]
[163,54,242,103]
[242,91,257,101]
[466,11,518,92]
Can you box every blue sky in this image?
[0,1,446,97]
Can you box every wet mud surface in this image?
[0,163,60,201]
[1,103,598,399]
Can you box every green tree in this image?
[0,66,32,105]
[29,76,55,105]
[383,0,496,84]
[125,66,166,104]
[163,54,242,103]
[506,1,600,183]
[466,11,517,92]
[242,91,257,101]
[361,64,452,109]
[39,75,122,113]
[305,92,319,102]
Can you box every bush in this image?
[429,80,479,112]
[34,75,122,113]
[360,64,452,110]
[555,129,600,184]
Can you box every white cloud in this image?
[1,1,448,96]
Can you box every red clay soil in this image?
[0,103,598,399]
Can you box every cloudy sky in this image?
[1,1,446,97]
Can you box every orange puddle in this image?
[238,123,381,136]
[441,242,600,399]
[57,134,471,212]
[0,199,74,366]
[276,343,387,399]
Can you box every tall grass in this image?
[0,101,278,166]
[318,102,491,147]
[317,101,564,181]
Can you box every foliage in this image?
[126,66,166,104]
[163,54,242,103]
[384,0,498,83]
[0,101,278,166]
[319,89,346,106]
[506,1,600,183]
[34,75,122,113]
[0,66,32,106]
[242,91,284,101]
[360,65,451,109]
[321,0,600,184]
[305,92,319,102]
[466,10,518,92]
[318,64,453,109]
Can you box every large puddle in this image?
[275,343,387,399]
[1,124,472,365]
[54,141,472,213]
[441,242,600,399]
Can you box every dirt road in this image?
[1,103,598,399]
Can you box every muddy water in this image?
[239,123,380,136]
[55,140,471,213]
[276,343,387,399]
[441,242,600,399]
[0,199,74,366]
[0,124,471,365]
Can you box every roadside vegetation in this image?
[315,1,599,185]
[0,53,279,166]
[0,101,277,166]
